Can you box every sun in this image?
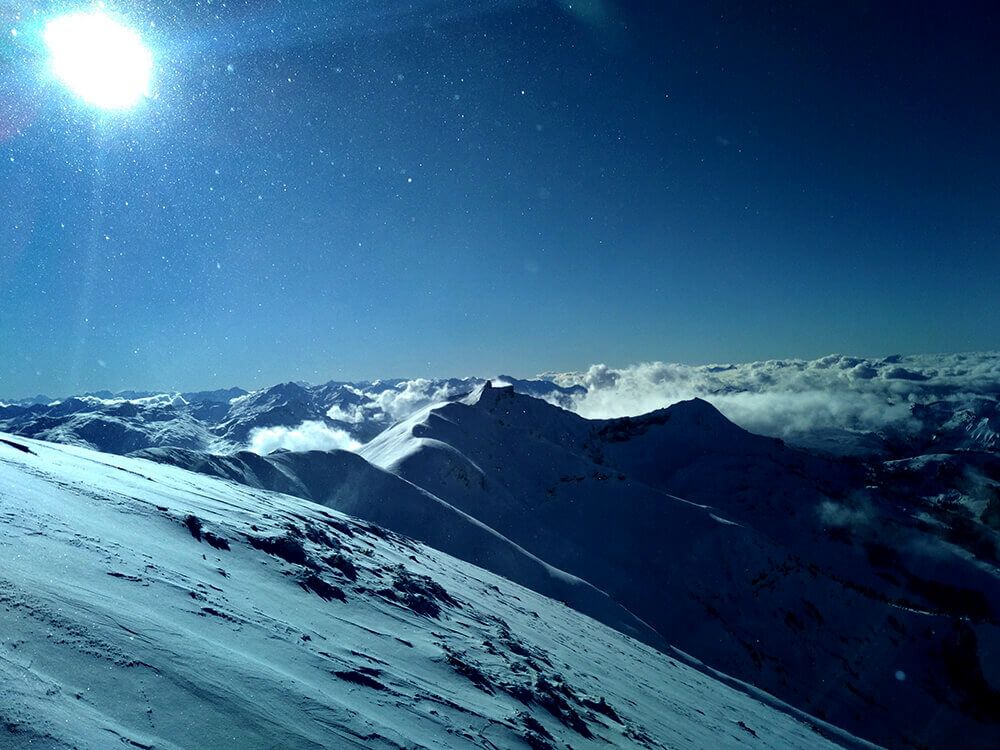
[44,10,153,110]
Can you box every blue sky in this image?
[1,1,998,398]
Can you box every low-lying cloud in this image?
[369,378,475,421]
[543,352,1000,451]
[325,403,367,424]
[817,498,875,529]
[248,421,361,455]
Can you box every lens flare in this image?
[43,11,152,110]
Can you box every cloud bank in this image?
[543,352,1000,451]
[369,378,474,421]
[248,421,361,455]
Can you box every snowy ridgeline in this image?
[0,434,866,750]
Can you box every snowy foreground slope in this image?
[127,445,664,652]
[0,435,866,750]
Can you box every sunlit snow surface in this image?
[0,434,865,750]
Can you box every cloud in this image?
[248,421,360,455]
[325,403,366,424]
[542,352,1000,451]
[368,378,473,421]
[817,498,874,529]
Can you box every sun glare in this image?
[44,10,152,110]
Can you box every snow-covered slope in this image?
[359,384,1000,750]
[0,434,864,750]
[130,446,664,650]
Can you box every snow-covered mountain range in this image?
[3,352,998,459]
[2,352,999,749]
[0,376,583,456]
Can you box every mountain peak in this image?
[593,398,755,451]
[463,379,516,407]
[663,397,736,426]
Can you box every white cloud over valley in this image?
[544,352,1000,449]
[248,421,361,454]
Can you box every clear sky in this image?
[1,1,998,399]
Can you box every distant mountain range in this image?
[3,352,998,459]
[0,376,583,455]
